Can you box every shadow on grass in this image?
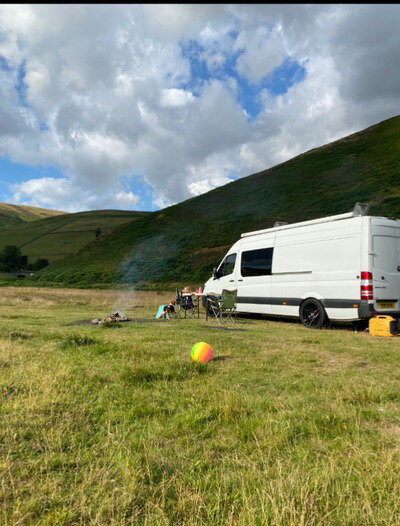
[237,313,357,331]
[60,334,97,348]
[212,355,230,361]
[5,330,33,340]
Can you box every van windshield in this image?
[219,253,236,277]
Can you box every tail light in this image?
[361,271,373,300]
[361,271,372,280]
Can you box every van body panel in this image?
[236,234,275,314]
[371,218,400,313]
[203,214,400,323]
[269,218,362,320]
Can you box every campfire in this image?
[91,312,132,325]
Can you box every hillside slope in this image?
[0,209,150,264]
[34,115,400,287]
[0,202,67,228]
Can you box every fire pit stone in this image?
[91,312,132,325]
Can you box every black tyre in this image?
[299,299,327,329]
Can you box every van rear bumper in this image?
[357,300,400,319]
[357,301,375,319]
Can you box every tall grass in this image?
[1,286,400,524]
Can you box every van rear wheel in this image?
[300,299,327,329]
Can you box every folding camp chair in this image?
[206,289,237,325]
[175,289,197,318]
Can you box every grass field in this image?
[1,287,400,524]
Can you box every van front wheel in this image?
[299,299,327,329]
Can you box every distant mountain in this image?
[7,114,400,288]
[0,202,67,228]
[0,209,151,264]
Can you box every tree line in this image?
[0,246,49,272]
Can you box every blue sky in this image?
[181,38,306,119]
[0,5,398,212]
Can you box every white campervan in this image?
[203,205,400,328]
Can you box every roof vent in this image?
[353,202,370,216]
[273,221,289,227]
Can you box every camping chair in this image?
[175,289,197,318]
[206,289,237,325]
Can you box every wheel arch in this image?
[298,292,325,315]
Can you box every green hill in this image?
[0,202,67,228]
[19,115,400,287]
[0,209,150,265]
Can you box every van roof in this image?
[241,212,359,238]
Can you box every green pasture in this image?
[0,203,66,229]
[1,287,400,524]
[0,210,149,265]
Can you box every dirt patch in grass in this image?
[68,317,168,326]
[384,423,400,437]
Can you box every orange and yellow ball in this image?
[191,342,213,363]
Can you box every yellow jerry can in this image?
[369,315,398,337]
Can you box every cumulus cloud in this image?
[11,177,140,212]
[188,176,234,197]
[234,26,286,83]
[0,4,399,211]
[161,88,194,107]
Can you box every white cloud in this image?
[114,191,139,208]
[188,176,234,197]
[0,4,399,212]
[161,89,194,107]
[234,26,286,83]
[151,194,173,210]
[11,177,140,213]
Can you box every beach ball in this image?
[191,342,213,363]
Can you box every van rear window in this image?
[241,248,273,277]
[373,235,400,273]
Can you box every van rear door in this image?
[371,219,400,312]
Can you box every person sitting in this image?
[181,286,197,317]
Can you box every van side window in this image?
[241,248,273,277]
[219,253,237,277]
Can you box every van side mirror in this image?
[212,267,218,279]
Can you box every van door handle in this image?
[238,279,243,282]
[229,279,234,282]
